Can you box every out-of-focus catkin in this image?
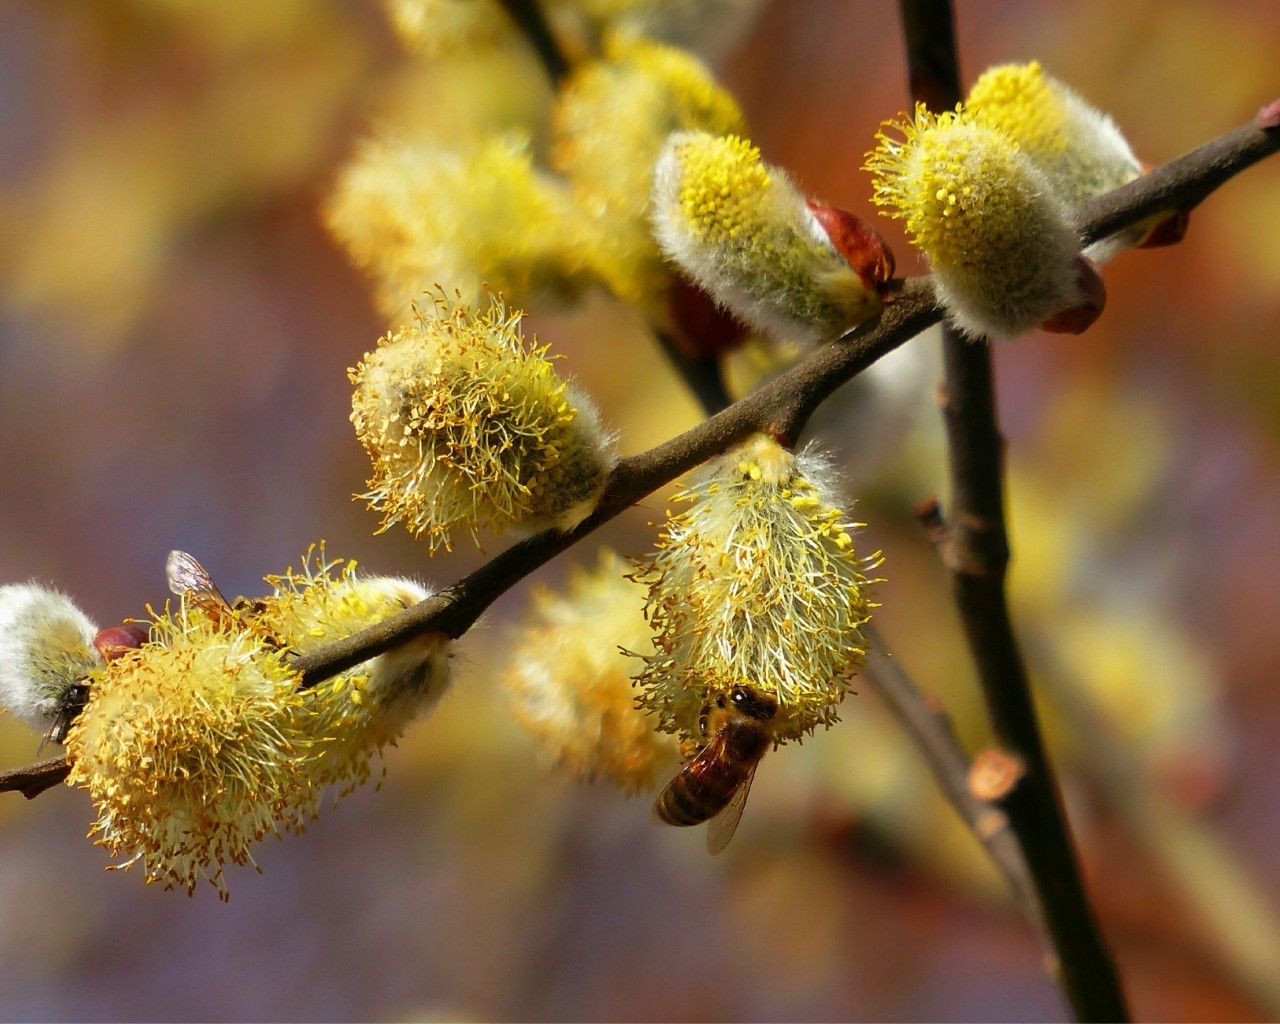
[504,550,679,793]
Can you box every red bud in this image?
[93,622,151,661]
[806,201,896,294]
[1040,255,1107,335]
[1136,209,1190,248]
[666,275,751,359]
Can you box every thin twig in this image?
[0,758,71,799]
[494,0,571,85]
[652,329,734,414]
[860,624,1043,933]
[898,2,1130,1018]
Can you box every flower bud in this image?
[350,293,617,552]
[866,106,1098,339]
[504,550,680,793]
[0,584,100,742]
[653,131,893,345]
[964,60,1176,259]
[633,434,881,744]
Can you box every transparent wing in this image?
[706,760,758,855]
[165,550,232,616]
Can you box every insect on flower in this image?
[653,684,778,854]
[0,582,145,751]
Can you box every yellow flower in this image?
[633,434,881,743]
[258,547,451,792]
[550,30,745,309]
[966,61,1151,259]
[653,131,892,345]
[350,292,616,551]
[382,0,513,56]
[64,603,309,900]
[866,105,1097,339]
[504,549,679,793]
[64,547,451,899]
[324,133,594,324]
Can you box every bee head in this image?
[728,685,778,722]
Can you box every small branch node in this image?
[969,748,1027,802]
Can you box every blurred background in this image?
[1,0,1278,1020]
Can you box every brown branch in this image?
[294,278,938,686]
[0,757,70,799]
[494,0,571,86]
[860,624,1043,931]
[653,329,734,415]
[898,4,1140,1019]
[7,106,1278,803]
[176,105,1280,690]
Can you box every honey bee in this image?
[653,685,778,854]
[41,680,91,751]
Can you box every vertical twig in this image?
[897,2,1130,1020]
[653,330,734,414]
[861,625,1044,935]
[494,0,571,85]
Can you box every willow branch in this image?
[293,278,938,685]
[296,68,1276,904]
[0,758,71,799]
[5,106,1277,801]
[653,329,734,414]
[861,624,1043,929]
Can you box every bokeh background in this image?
[1,1,1279,1020]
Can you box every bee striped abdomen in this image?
[653,723,771,826]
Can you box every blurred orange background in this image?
[1,1,1279,1020]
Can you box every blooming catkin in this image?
[504,549,679,793]
[64,602,311,900]
[633,434,881,744]
[256,548,451,793]
[652,131,893,345]
[64,548,451,899]
[866,104,1099,340]
[350,293,616,552]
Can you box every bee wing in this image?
[652,736,722,826]
[706,759,758,855]
[166,550,231,611]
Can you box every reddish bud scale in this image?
[1136,209,1190,249]
[666,275,751,359]
[1039,255,1106,335]
[93,623,151,661]
[806,201,896,294]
